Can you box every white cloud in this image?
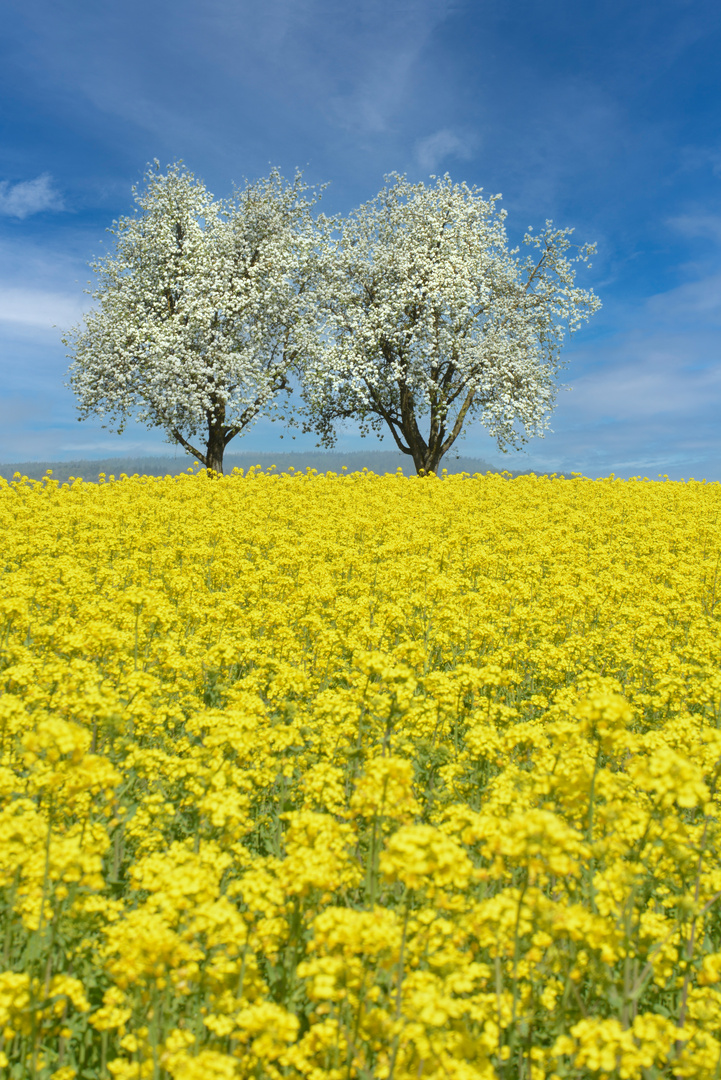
[644,272,721,324]
[667,214,721,245]
[556,273,721,427]
[6,0,458,147]
[485,268,721,478]
[59,440,170,454]
[566,350,721,422]
[415,128,476,172]
[679,145,721,178]
[315,0,457,135]
[0,287,87,329]
[0,174,64,219]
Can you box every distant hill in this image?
[0,450,533,484]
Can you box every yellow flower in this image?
[350,756,420,822]
[280,810,361,896]
[380,823,473,892]
[4,467,721,1078]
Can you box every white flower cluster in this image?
[64,166,600,474]
[65,162,325,471]
[301,173,601,474]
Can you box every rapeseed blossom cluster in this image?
[2,465,721,1079]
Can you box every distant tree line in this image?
[63,163,600,476]
[0,451,538,485]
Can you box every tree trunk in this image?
[399,380,478,476]
[397,384,441,476]
[401,400,445,474]
[205,417,225,474]
[409,444,445,476]
[170,398,244,475]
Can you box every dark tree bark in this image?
[168,376,290,475]
[358,368,479,476]
[205,416,226,474]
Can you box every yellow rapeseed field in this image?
[2,465,721,1080]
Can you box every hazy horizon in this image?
[0,448,699,484]
[0,449,516,483]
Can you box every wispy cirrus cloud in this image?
[666,213,721,245]
[292,0,459,136]
[505,268,721,478]
[678,145,721,179]
[415,128,476,172]
[0,174,64,219]
[644,270,721,324]
[0,287,86,329]
[4,0,459,152]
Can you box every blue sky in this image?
[2,0,720,477]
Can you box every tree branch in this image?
[170,428,207,466]
[439,384,479,458]
[362,378,412,455]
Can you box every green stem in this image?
[387,897,411,1080]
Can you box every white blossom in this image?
[303,173,601,474]
[64,162,326,473]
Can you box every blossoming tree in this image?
[64,162,325,474]
[303,173,601,475]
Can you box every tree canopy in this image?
[65,162,324,473]
[302,173,601,474]
[65,166,599,475]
